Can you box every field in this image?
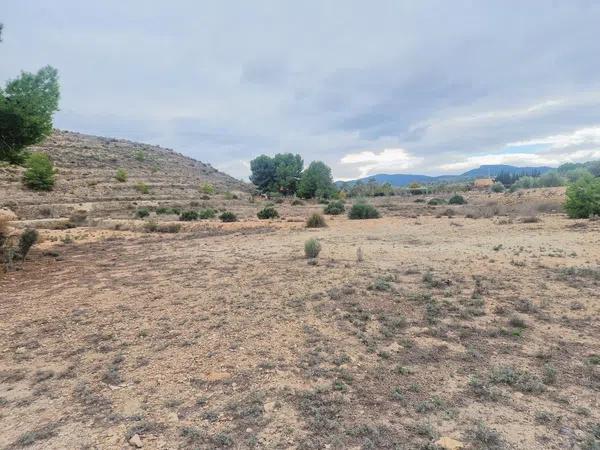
[1,189,599,450]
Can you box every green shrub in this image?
[348,203,380,219]
[156,207,181,215]
[306,213,326,228]
[115,168,128,182]
[199,208,216,219]
[134,150,145,161]
[23,153,55,191]
[491,182,505,193]
[135,182,150,194]
[136,208,150,218]
[448,194,466,205]
[219,211,237,222]
[179,210,199,221]
[427,198,446,205]
[257,207,279,219]
[304,238,321,258]
[324,200,345,215]
[18,228,38,260]
[564,176,600,218]
[200,183,215,195]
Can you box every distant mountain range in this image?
[337,164,554,187]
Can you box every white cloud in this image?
[340,148,423,178]
[508,126,600,149]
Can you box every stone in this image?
[129,433,143,448]
[435,436,464,450]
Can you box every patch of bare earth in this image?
[1,200,599,449]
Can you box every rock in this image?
[129,433,143,448]
[0,208,17,222]
[435,436,464,450]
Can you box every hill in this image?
[338,164,554,187]
[0,130,250,220]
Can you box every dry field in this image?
[1,191,599,450]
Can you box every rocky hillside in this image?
[0,130,251,221]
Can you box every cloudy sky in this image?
[2,1,600,180]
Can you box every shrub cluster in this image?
[324,200,345,215]
[348,203,380,219]
[448,194,466,205]
[564,176,600,218]
[257,206,279,219]
[179,210,199,221]
[219,211,237,222]
[199,208,216,219]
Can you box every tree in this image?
[273,153,303,195]
[297,161,335,199]
[23,152,55,190]
[249,153,303,194]
[249,155,277,192]
[564,175,600,218]
[0,66,60,163]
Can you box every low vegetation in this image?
[324,200,345,215]
[348,203,380,219]
[23,153,55,191]
[115,168,128,182]
[257,206,279,219]
[564,175,600,218]
[219,211,237,222]
[304,238,321,258]
[306,213,326,228]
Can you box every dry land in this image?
[1,190,599,449]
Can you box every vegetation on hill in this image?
[564,175,600,218]
[22,152,55,191]
[0,66,60,164]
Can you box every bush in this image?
[23,153,55,191]
[257,207,279,219]
[306,213,326,228]
[491,182,505,193]
[219,211,237,222]
[18,228,38,261]
[291,199,304,206]
[200,183,215,195]
[136,208,150,218]
[115,168,128,182]
[156,207,181,215]
[135,182,149,194]
[427,198,446,205]
[448,194,466,205]
[348,203,380,219]
[564,176,600,218]
[198,208,216,219]
[134,150,145,161]
[179,210,199,221]
[304,238,321,258]
[324,200,345,215]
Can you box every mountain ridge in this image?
[337,164,554,187]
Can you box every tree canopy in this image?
[249,153,303,194]
[0,66,60,163]
[297,161,335,199]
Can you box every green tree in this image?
[249,153,303,194]
[564,175,600,218]
[297,161,335,199]
[273,153,303,194]
[23,152,55,190]
[249,155,277,192]
[0,66,60,163]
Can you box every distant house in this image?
[473,178,494,189]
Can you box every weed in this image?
[305,238,322,258]
[306,213,326,228]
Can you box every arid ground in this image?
[1,189,599,450]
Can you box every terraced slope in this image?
[0,130,251,220]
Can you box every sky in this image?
[2,1,600,180]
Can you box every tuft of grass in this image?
[115,168,128,182]
[468,422,505,450]
[306,213,326,228]
[134,182,150,194]
[304,238,322,259]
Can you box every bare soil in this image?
[1,192,599,449]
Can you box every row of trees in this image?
[249,154,335,198]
